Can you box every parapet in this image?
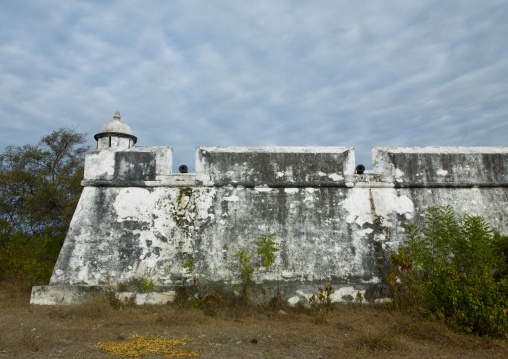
[195,146,355,187]
[83,146,173,185]
[80,145,508,188]
[373,147,508,187]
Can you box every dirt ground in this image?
[0,285,507,359]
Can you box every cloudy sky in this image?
[1,0,507,171]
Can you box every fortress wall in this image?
[31,146,508,305]
[195,146,355,186]
[373,147,508,185]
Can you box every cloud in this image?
[0,0,507,171]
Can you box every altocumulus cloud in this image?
[0,0,507,170]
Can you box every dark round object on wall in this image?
[179,165,188,173]
[356,164,365,174]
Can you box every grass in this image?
[1,283,507,358]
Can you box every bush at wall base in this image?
[388,205,508,338]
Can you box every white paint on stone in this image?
[113,188,153,222]
[254,187,272,192]
[394,168,405,182]
[343,189,373,226]
[437,169,448,176]
[288,296,300,306]
[284,188,299,194]
[330,287,365,303]
[328,173,343,181]
[355,228,374,237]
[371,190,414,226]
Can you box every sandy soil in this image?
[0,285,506,359]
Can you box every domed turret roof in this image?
[97,111,135,136]
[94,111,137,145]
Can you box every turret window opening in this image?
[108,136,112,147]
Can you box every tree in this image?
[0,128,89,238]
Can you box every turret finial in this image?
[113,111,121,121]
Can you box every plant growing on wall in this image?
[234,234,280,300]
[234,248,252,299]
[182,256,199,288]
[138,269,156,294]
[256,233,279,268]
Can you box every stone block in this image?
[373,147,508,186]
[83,146,172,182]
[195,146,355,186]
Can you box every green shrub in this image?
[389,205,508,337]
[0,228,65,283]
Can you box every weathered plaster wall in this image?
[31,146,508,305]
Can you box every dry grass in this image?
[1,284,507,358]
[345,326,402,353]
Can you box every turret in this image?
[94,111,137,149]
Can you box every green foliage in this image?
[356,290,364,304]
[387,247,423,311]
[0,128,87,285]
[0,128,88,283]
[389,205,508,337]
[182,257,195,276]
[0,128,89,237]
[191,290,225,309]
[308,283,333,323]
[0,229,65,283]
[176,187,192,206]
[135,270,156,293]
[234,234,280,300]
[493,231,508,280]
[256,233,279,268]
[182,256,199,288]
[234,247,252,299]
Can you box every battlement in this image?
[82,145,508,188]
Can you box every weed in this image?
[268,281,285,311]
[177,187,192,205]
[355,291,363,305]
[117,280,129,292]
[182,256,199,288]
[234,247,253,300]
[182,257,195,275]
[137,270,155,294]
[234,234,280,301]
[256,233,279,268]
[308,283,333,323]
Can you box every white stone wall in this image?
[31,146,508,305]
